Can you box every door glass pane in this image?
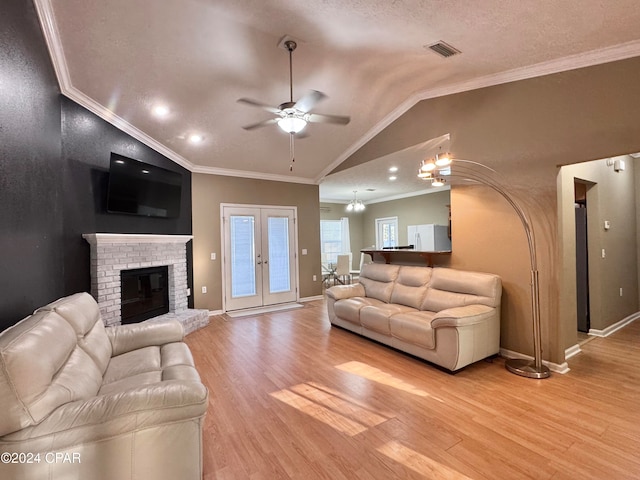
[268,217,290,293]
[230,215,256,297]
[382,223,397,248]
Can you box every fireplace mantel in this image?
[82,233,193,245]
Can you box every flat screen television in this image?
[107,153,182,218]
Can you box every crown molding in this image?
[33,0,317,186]
[324,40,640,182]
[35,0,640,185]
[190,164,316,184]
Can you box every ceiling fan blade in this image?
[237,98,282,114]
[294,90,327,113]
[241,118,279,131]
[307,113,351,125]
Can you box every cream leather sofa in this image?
[0,292,208,480]
[326,263,502,372]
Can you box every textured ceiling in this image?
[35,0,640,201]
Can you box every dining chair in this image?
[335,254,351,284]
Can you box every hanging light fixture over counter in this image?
[417,149,452,187]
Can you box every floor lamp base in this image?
[505,358,551,379]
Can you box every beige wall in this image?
[335,56,640,365]
[192,174,321,311]
[558,156,639,350]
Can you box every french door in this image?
[222,205,297,311]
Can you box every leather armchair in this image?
[0,292,208,479]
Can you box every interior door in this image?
[223,206,297,311]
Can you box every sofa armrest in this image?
[107,320,184,356]
[2,380,208,443]
[325,283,365,300]
[431,305,496,328]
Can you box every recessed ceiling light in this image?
[188,134,204,144]
[152,104,170,118]
[389,176,397,181]
[389,166,398,173]
[141,169,150,174]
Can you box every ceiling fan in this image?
[237,38,350,170]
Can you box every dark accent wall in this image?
[0,0,192,331]
[60,97,192,297]
[1,0,64,329]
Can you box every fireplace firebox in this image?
[120,266,169,324]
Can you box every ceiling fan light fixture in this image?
[277,115,307,134]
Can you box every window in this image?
[320,218,350,264]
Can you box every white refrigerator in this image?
[407,224,451,251]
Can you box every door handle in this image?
[257,261,262,265]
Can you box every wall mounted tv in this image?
[107,153,182,218]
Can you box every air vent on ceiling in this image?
[425,41,461,58]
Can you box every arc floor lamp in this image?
[419,154,550,379]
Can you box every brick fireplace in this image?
[82,233,209,333]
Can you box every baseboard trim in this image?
[588,311,640,337]
[208,309,224,316]
[564,344,582,360]
[225,303,304,318]
[299,295,324,302]
[500,348,570,374]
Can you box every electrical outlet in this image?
[201,286,207,294]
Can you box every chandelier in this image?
[346,190,365,212]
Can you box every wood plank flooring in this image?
[185,300,640,479]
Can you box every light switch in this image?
[211,252,216,260]
[302,249,307,255]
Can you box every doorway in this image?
[574,181,590,333]
[222,205,298,311]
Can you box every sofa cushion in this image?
[359,263,399,303]
[421,267,502,311]
[390,311,438,349]
[361,304,415,335]
[334,297,387,324]
[390,266,432,309]
[100,341,199,396]
[36,292,112,375]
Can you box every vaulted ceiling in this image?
[35,0,640,200]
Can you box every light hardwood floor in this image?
[185,300,640,479]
